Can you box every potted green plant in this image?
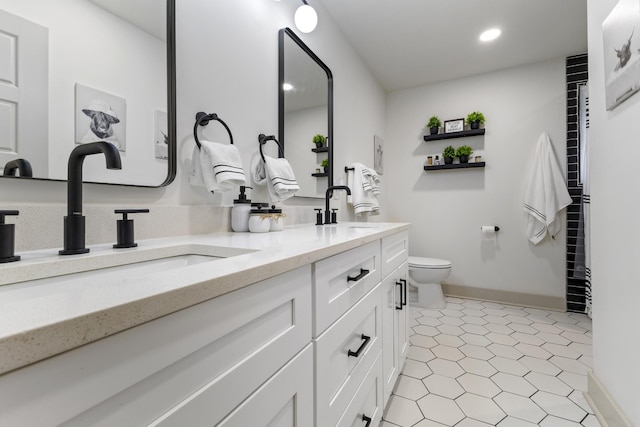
[427,116,441,135]
[466,111,485,130]
[313,134,326,149]
[320,158,329,173]
[455,145,473,163]
[442,145,456,165]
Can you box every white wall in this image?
[386,58,568,299]
[588,0,640,424]
[0,0,387,234]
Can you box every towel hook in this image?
[258,134,284,162]
[344,166,354,173]
[193,112,233,149]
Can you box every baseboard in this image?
[584,372,633,427]
[441,283,566,311]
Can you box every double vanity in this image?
[0,222,409,426]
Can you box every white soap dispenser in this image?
[231,186,252,232]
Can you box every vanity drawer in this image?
[0,266,312,426]
[315,283,382,427]
[336,351,384,427]
[313,240,380,336]
[381,230,409,279]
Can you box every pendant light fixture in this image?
[294,0,317,33]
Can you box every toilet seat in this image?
[409,256,451,269]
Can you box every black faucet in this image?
[59,142,122,255]
[324,185,351,225]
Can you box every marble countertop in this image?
[0,222,408,375]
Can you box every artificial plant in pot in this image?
[455,145,473,163]
[442,145,456,165]
[313,134,326,149]
[320,158,329,173]
[427,115,441,135]
[466,111,485,130]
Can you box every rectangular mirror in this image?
[279,27,333,198]
[0,0,176,187]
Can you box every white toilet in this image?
[408,256,452,309]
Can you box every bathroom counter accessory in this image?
[423,128,485,142]
[424,161,486,171]
[0,222,408,375]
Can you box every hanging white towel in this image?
[524,133,573,244]
[253,155,299,202]
[347,163,380,216]
[189,139,246,192]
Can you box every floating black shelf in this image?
[312,172,328,177]
[312,146,329,153]
[423,128,485,142]
[424,162,485,171]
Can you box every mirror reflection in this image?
[0,0,175,187]
[279,27,333,199]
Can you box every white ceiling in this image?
[319,0,588,92]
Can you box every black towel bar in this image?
[258,134,284,162]
[193,112,233,149]
[345,166,354,172]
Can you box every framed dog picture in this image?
[75,83,127,151]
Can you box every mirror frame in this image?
[278,27,334,190]
[1,0,176,188]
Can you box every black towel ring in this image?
[258,134,284,162]
[193,112,233,149]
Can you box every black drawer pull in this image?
[362,414,372,426]
[347,268,369,282]
[348,334,371,357]
[395,281,403,310]
[400,278,407,306]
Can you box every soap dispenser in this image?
[231,186,252,232]
[0,210,20,263]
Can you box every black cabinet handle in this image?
[348,334,371,357]
[400,278,407,306]
[395,281,403,310]
[347,268,369,282]
[362,414,372,427]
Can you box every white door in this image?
[0,9,48,176]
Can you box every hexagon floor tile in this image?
[382,297,600,427]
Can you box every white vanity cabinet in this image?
[380,231,410,406]
[0,266,313,426]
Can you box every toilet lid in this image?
[409,256,451,269]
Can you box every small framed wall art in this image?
[444,118,464,133]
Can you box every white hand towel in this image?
[253,155,299,202]
[347,163,380,216]
[190,139,246,192]
[524,132,573,244]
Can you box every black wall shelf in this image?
[312,146,329,153]
[424,162,485,171]
[423,128,485,142]
[312,172,328,177]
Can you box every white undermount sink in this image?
[0,244,257,288]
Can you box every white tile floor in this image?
[381,297,599,427]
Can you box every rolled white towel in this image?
[191,139,246,192]
[253,155,299,202]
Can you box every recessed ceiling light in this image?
[479,28,501,42]
[283,83,294,91]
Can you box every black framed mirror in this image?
[0,0,176,187]
[278,27,333,198]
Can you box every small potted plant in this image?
[320,158,329,173]
[442,145,456,165]
[427,116,441,135]
[466,111,485,130]
[455,145,473,163]
[313,134,326,149]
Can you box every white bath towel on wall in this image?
[347,163,380,216]
[189,139,246,192]
[524,132,573,244]
[253,155,299,202]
